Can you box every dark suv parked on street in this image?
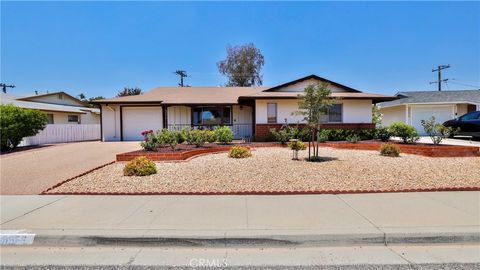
[443,111,480,139]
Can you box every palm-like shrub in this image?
[421,117,454,145]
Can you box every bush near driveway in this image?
[228,146,252,158]
[0,104,48,151]
[421,116,455,145]
[389,122,420,144]
[123,156,157,176]
[380,143,401,157]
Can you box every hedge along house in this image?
[95,75,396,141]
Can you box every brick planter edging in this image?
[322,142,480,157]
[41,161,115,195]
[117,143,283,162]
[43,186,480,196]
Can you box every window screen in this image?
[267,103,277,123]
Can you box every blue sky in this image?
[1,1,479,98]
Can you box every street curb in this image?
[13,231,480,247]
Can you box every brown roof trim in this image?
[262,74,362,93]
[92,100,163,104]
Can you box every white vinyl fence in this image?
[20,124,101,146]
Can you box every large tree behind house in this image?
[117,87,142,97]
[217,43,265,87]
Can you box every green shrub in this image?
[288,140,307,151]
[0,105,48,151]
[140,130,158,151]
[176,128,188,144]
[421,116,455,145]
[318,130,329,142]
[204,130,217,143]
[228,146,252,158]
[296,127,311,142]
[375,126,391,142]
[269,128,290,144]
[389,122,419,144]
[346,133,361,143]
[158,129,178,150]
[215,126,234,144]
[380,143,401,157]
[123,156,157,176]
[190,129,207,147]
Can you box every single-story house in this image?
[1,91,100,124]
[95,74,396,141]
[377,90,480,135]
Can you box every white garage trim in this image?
[121,106,163,141]
[409,104,455,135]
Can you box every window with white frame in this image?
[267,103,277,123]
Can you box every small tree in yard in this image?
[421,116,455,145]
[293,82,335,160]
[0,105,48,151]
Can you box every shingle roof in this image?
[1,92,99,114]
[377,90,480,108]
[95,86,269,104]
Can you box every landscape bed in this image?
[117,141,480,162]
[45,147,480,195]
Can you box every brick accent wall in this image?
[255,123,376,141]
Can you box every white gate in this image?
[20,124,101,146]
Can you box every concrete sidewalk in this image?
[1,191,479,246]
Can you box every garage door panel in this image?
[411,106,453,135]
[123,107,163,141]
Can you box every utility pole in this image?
[0,83,15,93]
[430,64,450,91]
[174,70,188,87]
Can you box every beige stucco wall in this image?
[101,105,121,141]
[25,94,85,107]
[379,105,406,126]
[43,111,81,124]
[255,99,372,124]
[80,112,101,124]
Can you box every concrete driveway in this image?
[0,141,140,195]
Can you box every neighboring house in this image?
[2,91,100,124]
[1,91,101,145]
[95,74,395,141]
[377,90,480,135]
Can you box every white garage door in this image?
[411,106,454,135]
[122,107,163,141]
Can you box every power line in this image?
[448,80,480,88]
[429,64,450,91]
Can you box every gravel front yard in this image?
[46,148,480,194]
